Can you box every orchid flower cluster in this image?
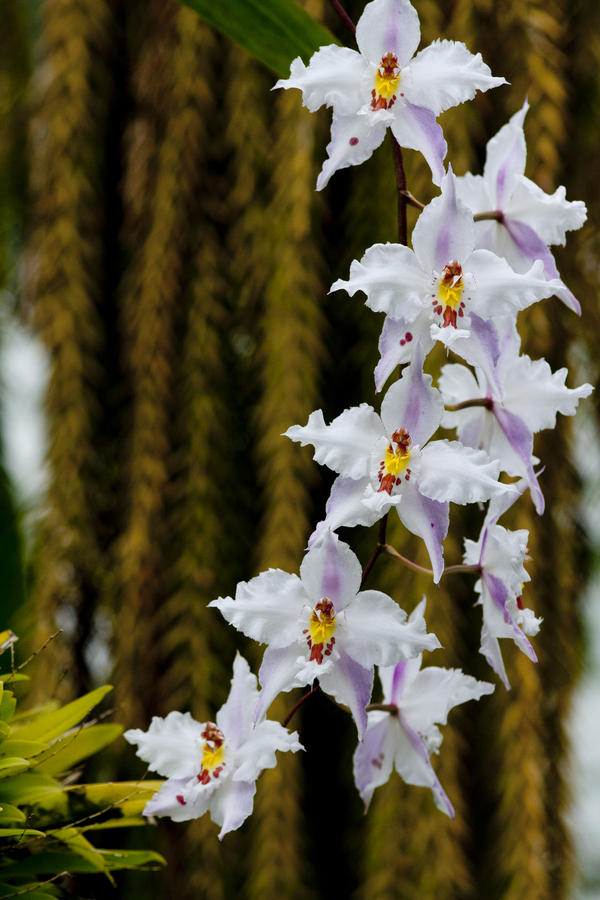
[125,0,592,838]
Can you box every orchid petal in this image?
[275,46,365,114]
[390,101,446,186]
[210,569,307,649]
[286,405,383,480]
[308,475,379,548]
[344,589,439,668]
[355,0,421,67]
[401,667,494,733]
[144,778,211,823]
[494,406,544,514]
[332,242,425,320]
[317,112,387,190]
[255,645,306,724]
[450,313,503,401]
[216,654,258,748]
[375,313,433,393]
[233,720,302,783]
[465,250,561,317]
[408,40,506,116]
[507,175,587,247]
[300,530,362,611]
[412,168,475,273]
[395,715,454,817]
[500,355,593,432]
[211,778,257,839]
[380,341,444,446]
[394,481,448,583]
[318,646,374,739]
[419,440,511,505]
[124,712,203,779]
[353,713,395,807]
[483,100,528,205]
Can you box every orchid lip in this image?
[371,52,402,111]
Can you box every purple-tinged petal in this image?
[375,313,433,393]
[407,40,506,117]
[503,219,581,314]
[380,339,444,447]
[483,100,528,206]
[480,627,510,690]
[286,405,383,480]
[209,569,307,649]
[254,645,305,725]
[300,530,362,611]
[216,654,258,749]
[494,406,544,514]
[411,168,474,273]
[450,313,503,401]
[482,571,537,663]
[308,475,378,549]
[210,778,257,839]
[318,646,374,739]
[317,112,387,190]
[395,714,454,817]
[353,713,395,808]
[332,242,425,320]
[507,175,587,247]
[390,101,446,186]
[356,0,421,67]
[394,482,448,583]
[275,47,365,114]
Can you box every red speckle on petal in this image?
[349,137,359,146]
[405,332,412,342]
[400,339,406,346]
[176,795,186,806]
[372,757,383,769]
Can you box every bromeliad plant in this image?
[127,0,592,841]
[0,632,164,897]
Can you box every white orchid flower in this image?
[124,654,302,838]
[455,100,587,313]
[353,600,494,815]
[332,169,563,395]
[286,341,515,582]
[275,0,505,188]
[439,318,593,513]
[210,530,439,739]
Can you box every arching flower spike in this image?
[124,654,302,838]
[275,0,505,188]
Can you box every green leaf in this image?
[0,722,10,740]
[179,0,337,77]
[0,773,64,808]
[82,816,148,831]
[64,780,162,812]
[0,758,30,778]
[0,674,28,684]
[0,828,44,837]
[0,848,165,876]
[0,691,16,723]
[34,724,122,775]
[0,802,26,823]
[11,686,112,743]
[0,740,50,760]
[52,827,114,883]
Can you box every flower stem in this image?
[361,515,388,588]
[326,0,356,37]
[444,397,494,411]
[473,209,504,222]
[282,683,321,728]
[365,702,399,715]
[382,543,434,575]
[391,135,408,246]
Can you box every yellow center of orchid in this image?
[371,53,401,111]
[198,722,226,785]
[303,599,337,665]
[431,260,467,328]
[378,428,412,494]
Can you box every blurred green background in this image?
[2,0,600,897]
